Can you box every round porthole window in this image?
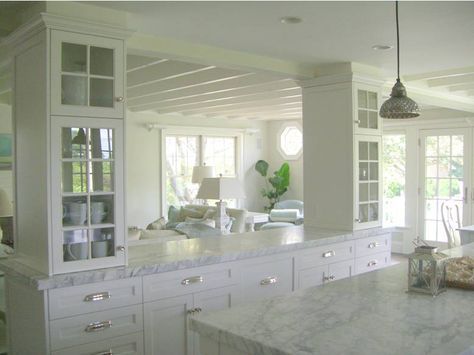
[278,123,303,160]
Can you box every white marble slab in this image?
[0,226,393,290]
[190,243,474,355]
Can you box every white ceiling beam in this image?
[404,66,474,82]
[127,33,315,79]
[448,83,474,92]
[127,75,291,107]
[155,96,301,115]
[130,87,301,113]
[128,60,212,87]
[127,55,167,72]
[127,78,298,108]
[397,83,474,113]
[427,73,474,88]
[467,89,474,97]
[183,102,302,117]
[127,68,250,98]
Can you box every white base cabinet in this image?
[6,234,391,355]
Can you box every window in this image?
[278,123,302,160]
[164,133,239,209]
[383,134,406,226]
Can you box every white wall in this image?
[266,120,303,202]
[126,111,269,228]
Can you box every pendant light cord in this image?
[396,0,400,80]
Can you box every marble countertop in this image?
[190,244,474,355]
[0,226,391,290]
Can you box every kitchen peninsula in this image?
[190,243,474,355]
[1,226,391,354]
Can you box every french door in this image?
[419,128,472,244]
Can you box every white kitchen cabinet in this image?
[11,14,129,276]
[302,75,383,231]
[51,30,125,118]
[144,285,238,355]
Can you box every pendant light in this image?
[379,1,420,119]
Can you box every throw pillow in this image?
[203,209,216,219]
[180,207,204,220]
[168,206,181,223]
[146,217,167,230]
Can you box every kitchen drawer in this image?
[297,241,354,269]
[52,332,144,355]
[143,265,235,302]
[354,251,391,275]
[239,255,293,303]
[50,304,143,351]
[297,259,354,290]
[355,234,391,258]
[49,278,143,320]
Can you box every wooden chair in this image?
[441,201,462,249]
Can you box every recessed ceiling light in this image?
[280,16,302,24]
[372,44,393,51]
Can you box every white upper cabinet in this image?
[354,84,382,135]
[51,30,125,118]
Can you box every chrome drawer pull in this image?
[93,350,113,355]
[85,320,112,333]
[322,250,335,258]
[367,260,378,267]
[84,291,111,302]
[181,276,203,286]
[187,307,202,315]
[368,242,380,249]
[260,276,278,286]
[323,275,336,282]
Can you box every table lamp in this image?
[196,176,246,232]
[0,188,13,247]
[192,165,214,184]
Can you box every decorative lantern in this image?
[408,242,448,296]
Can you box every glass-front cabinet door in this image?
[51,117,125,273]
[51,30,124,118]
[354,85,381,135]
[355,135,382,229]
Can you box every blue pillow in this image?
[168,206,181,223]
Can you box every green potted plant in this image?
[255,160,290,212]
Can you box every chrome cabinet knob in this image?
[354,120,361,124]
[115,96,124,102]
[116,245,125,252]
[323,275,336,282]
[94,351,113,355]
[181,276,203,285]
[354,218,361,223]
[260,276,278,286]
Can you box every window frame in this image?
[277,122,303,160]
[161,127,243,213]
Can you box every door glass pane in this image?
[359,183,368,202]
[368,111,378,129]
[423,133,465,242]
[91,195,114,225]
[369,142,378,160]
[369,162,378,180]
[63,229,88,262]
[62,75,88,105]
[91,161,114,192]
[63,196,87,227]
[359,142,368,160]
[368,92,377,109]
[90,128,114,159]
[359,204,368,222]
[369,203,378,221]
[358,110,368,128]
[62,43,87,73]
[91,228,115,258]
[90,78,114,107]
[358,90,367,108]
[62,162,87,193]
[359,162,368,181]
[90,47,114,76]
[62,127,87,159]
[369,183,378,201]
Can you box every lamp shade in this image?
[0,188,12,217]
[196,177,246,200]
[192,165,214,184]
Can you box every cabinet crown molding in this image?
[1,12,134,48]
[299,73,384,90]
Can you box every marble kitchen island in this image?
[190,243,474,355]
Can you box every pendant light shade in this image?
[380,1,420,119]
